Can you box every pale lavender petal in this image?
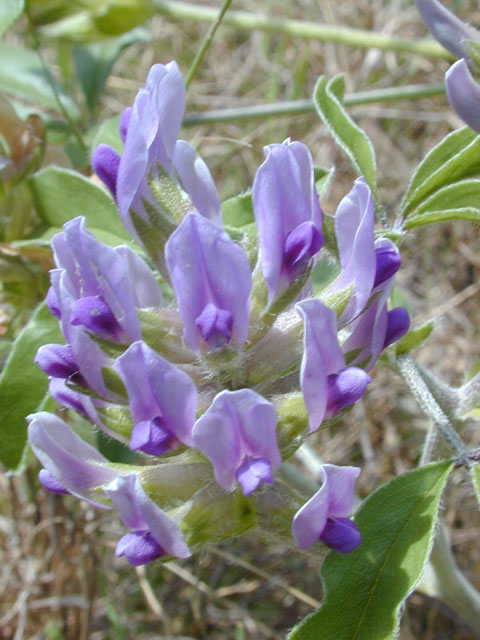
[235,457,274,496]
[297,299,346,433]
[374,238,401,288]
[114,341,197,447]
[332,177,376,319]
[325,367,371,418]
[322,464,360,518]
[165,214,251,351]
[414,0,477,59]
[383,307,410,348]
[446,59,480,133]
[319,517,362,553]
[134,478,191,558]
[116,531,165,565]
[292,480,330,549]
[46,286,61,319]
[192,394,241,490]
[114,247,164,309]
[119,106,132,143]
[105,475,146,530]
[28,412,116,506]
[38,469,69,495]
[173,139,222,225]
[252,139,323,304]
[92,143,120,199]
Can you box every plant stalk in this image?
[154,0,451,59]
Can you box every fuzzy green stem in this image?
[183,83,445,126]
[153,1,451,59]
[185,0,233,89]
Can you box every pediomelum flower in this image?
[30,60,409,565]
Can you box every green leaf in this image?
[405,207,480,229]
[0,301,63,470]
[73,27,150,113]
[288,461,454,640]
[314,166,334,198]
[394,320,435,356]
[90,114,122,155]
[0,0,24,38]
[222,192,254,228]
[313,75,378,205]
[400,128,480,218]
[29,166,130,241]
[93,0,155,36]
[0,41,79,119]
[470,465,480,509]
[409,179,480,215]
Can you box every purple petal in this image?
[331,177,376,320]
[195,303,233,349]
[105,475,146,530]
[319,517,362,553]
[173,139,222,225]
[284,220,323,272]
[35,343,79,379]
[70,296,124,341]
[92,143,120,199]
[114,247,164,309]
[292,480,330,549]
[446,58,480,133]
[326,367,371,418]
[114,341,197,447]
[297,299,346,433]
[373,238,401,288]
[28,412,117,506]
[252,139,323,304]
[119,107,132,143]
[322,464,360,518]
[165,214,251,351]
[116,530,165,565]
[46,286,61,319]
[130,418,176,456]
[235,457,274,496]
[38,469,69,495]
[384,307,410,348]
[192,389,280,493]
[414,0,477,60]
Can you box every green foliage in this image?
[393,319,435,356]
[313,75,378,206]
[400,128,480,226]
[90,115,122,154]
[0,301,62,469]
[288,461,454,640]
[28,166,130,241]
[73,27,150,114]
[222,192,254,228]
[470,465,480,509]
[0,0,24,38]
[0,41,79,118]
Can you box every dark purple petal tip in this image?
[116,530,166,566]
[92,144,121,199]
[195,302,233,349]
[284,220,323,274]
[35,343,79,379]
[130,418,176,456]
[326,367,371,418]
[46,286,61,319]
[383,307,410,348]
[319,517,362,554]
[235,457,274,496]
[374,241,401,288]
[38,469,70,495]
[70,296,123,341]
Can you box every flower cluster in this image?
[29,62,409,566]
[415,0,480,131]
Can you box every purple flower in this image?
[114,341,197,454]
[101,63,221,251]
[105,474,190,564]
[292,464,361,553]
[297,299,371,433]
[38,469,69,495]
[28,412,118,507]
[192,389,281,495]
[445,58,480,133]
[328,177,376,324]
[252,139,323,305]
[414,0,477,60]
[165,213,252,352]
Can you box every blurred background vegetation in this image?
[1,0,480,638]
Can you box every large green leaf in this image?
[0,41,79,118]
[400,128,480,219]
[288,461,454,640]
[0,0,24,38]
[313,75,378,205]
[405,207,480,229]
[0,301,63,469]
[404,179,480,228]
[29,166,130,241]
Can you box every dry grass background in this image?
[2,0,480,637]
